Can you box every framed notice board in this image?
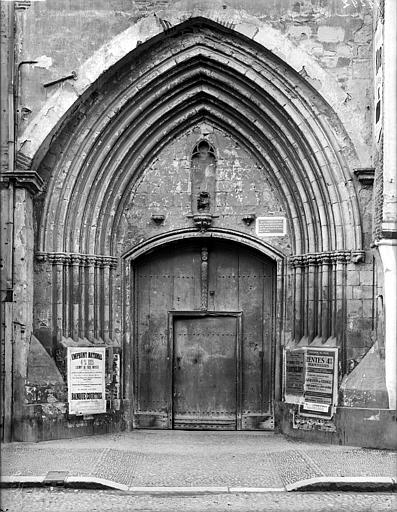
[299,347,338,419]
[284,347,338,419]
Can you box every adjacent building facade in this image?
[1,0,396,448]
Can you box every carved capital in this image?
[102,256,118,268]
[333,250,351,264]
[85,255,98,267]
[47,253,69,265]
[320,252,333,265]
[306,254,319,266]
[289,255,304,268]
[70,254,82,266]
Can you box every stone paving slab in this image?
[131,453,284,487]
[1,447,104,477]
[304,447,397,477]
[1,431,396,490]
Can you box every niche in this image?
[191,140,216,218]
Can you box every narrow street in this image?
[1,488,396,512]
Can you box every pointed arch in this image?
[30,18,362,258]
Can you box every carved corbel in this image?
[351,250,365,264]
[35,252,47,263]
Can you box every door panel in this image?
[208,243,274,427]
[173,316,237,430]
[133,239,275,430]
[207,249,239,311]
[134,245,201,428]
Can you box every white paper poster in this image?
[67,347,106,415]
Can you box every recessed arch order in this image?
[28,17,362,259]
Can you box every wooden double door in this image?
[133,240,275,430]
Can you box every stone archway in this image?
[15,17,368,440]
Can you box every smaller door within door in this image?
[173,316,238,430]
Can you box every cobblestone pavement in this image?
[1,489,396,512]
[1,431,396,489]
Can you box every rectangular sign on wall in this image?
[300,347,338,419]
[285,349,305,398]
[284,347,338,419]
[256,217,286,237]
[67,347,106,415]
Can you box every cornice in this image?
[0,171,44,195]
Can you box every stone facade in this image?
[0,0,396,448]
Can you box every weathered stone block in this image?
[317,26,345,43]
[359,269,374,285]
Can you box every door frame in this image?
[125,230,284,429]
[168,311,243,430]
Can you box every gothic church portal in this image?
[1,1,396,449]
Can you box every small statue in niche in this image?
[190,138,217,231]
[197,191,210,211]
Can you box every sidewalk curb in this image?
[286,476,397,492]
[0,478,283,493]
[1,476,396,493]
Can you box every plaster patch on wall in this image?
[287,25,312,40]
[33,55,53,69]
[364,411,380,421]
[317,26,345,43]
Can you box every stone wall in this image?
[2,0,394,444]
[117,125,290,253]
[16,0,374,167]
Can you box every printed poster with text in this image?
[284,349,305,404]
[67,347,106,415]
[300,347,338,419]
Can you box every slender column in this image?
[293,256,304,342]
[49,254,67,341]
[307,255,317,342]
[200,247,208,311]
[335,252,348,371]
[79,256,88,339]
[321,253,332,341]
[109,261,116,340]
[86,256,96,341]
[302,263,309,341]
[63,256,71,337]
[330,256,337,340]
[316,256,323,338]
[291,261,297,342]
[102,257,114,342]
[70,254,81,340]
[95,258,104,340]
